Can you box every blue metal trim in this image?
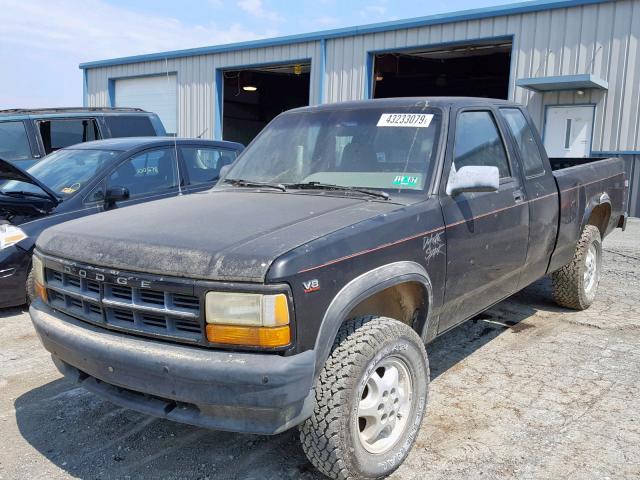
[516,74,609,92]
[318,39,326,104]
[592,150,640,155]
[365,52,374,99]
[214,69,223,141]
[541,103,596,156]
[82,70,88,107]
[79,0,607,69]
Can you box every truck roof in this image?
[289,97,520,113]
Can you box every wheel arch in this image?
[581,193,612,239]
[312,261,433,379]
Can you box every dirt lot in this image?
[1,220,639,480]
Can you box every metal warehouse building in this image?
[80,0,640,215]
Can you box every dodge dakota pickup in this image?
[29,98,627,479]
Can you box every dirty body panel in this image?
[29,98,627,436]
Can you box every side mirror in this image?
[446,166,499,196]
[105,186,130,207]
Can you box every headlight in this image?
[31,254,47,302]
[205,292,290,347]
[0,224,27,250]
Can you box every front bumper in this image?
[0,245,30,308]
[30,301,316,434]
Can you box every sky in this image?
[0,0,518,108]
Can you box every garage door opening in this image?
[372,40,512,100]
[222,63,310,145]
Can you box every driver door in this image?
[438,108,529,333]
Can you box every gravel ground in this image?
[1,220,638,480]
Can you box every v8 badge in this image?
[303,279,320,293]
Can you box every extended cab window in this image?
[500,108,545,177]
[181,146,238,185]
[38,118,100,154]
[453,111,511,179]
[105,115,156,138]
[0,121,32,162]
[108,148,178,198]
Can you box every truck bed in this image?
[548,156,627,273]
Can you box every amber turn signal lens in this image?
[206,324,290,348]
[35,281,47,303]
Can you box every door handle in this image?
[513,190,525,203]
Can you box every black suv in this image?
[0,108,166,169]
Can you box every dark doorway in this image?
[372,40,512,100]
[222,63,311,145]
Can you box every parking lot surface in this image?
[1,220,639,480]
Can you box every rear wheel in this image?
[552,225,602,310]
[300,315,429,480]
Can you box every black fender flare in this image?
[311,261,433,379]
[580,192,612,236]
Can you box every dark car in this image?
[29,98,626,479]
[0,137,243,308]
[0,108,166,170]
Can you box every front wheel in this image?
[300,316,429,480]
[552,224,602,310]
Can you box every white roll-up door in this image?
[115,75,177,134]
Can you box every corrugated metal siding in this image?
[85,0,640,152]
[86,41,321,138]
[324,0,640,151]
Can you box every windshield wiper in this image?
[284,182,390,200]
[0,190,60,201]
[223,178,286,192]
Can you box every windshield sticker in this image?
[377,113,433,128]
[392,175,420,187]
[61,183,81,194]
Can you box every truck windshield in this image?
[226,106,442,192]
[0,148,119,198]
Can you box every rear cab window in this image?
[104,115,156,138]
[181,146,239,185]
[37,118,100,154]
[499,108,545,177]
[0,121,33,163]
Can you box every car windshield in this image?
[0,148,119,198]
[225,106,442,192]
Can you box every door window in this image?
[181,146,238,185]
[500,108,545,177]
[38,118,100,154]
[0,121,32,162]
[108,148,178,198]
[105,115,156,137]
[453,111,511,179]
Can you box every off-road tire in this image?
[25,266,35,305]
[552,225,602,310]
[300,316,429,480]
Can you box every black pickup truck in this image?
[29,98,627,480]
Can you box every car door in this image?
[438,107,530,333]
[179,145,240,193]
[104,147,180,209]
[499,107,560,290]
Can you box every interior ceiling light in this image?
[242,85,257,92]
[293,64,303,75]
[375,73,384,81]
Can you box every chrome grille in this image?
[45,267,202,342]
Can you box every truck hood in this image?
[0,158,60,205]
[36,190,397,281]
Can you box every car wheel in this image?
[300,315,429,480]
[552,224,602,310]
[25,265,35,306]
